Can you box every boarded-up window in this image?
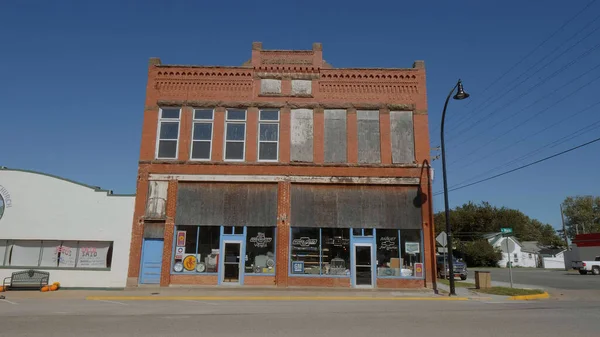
[146,181,168,219]
[291,80,312,95]
[390,111,415,163]
[357,110,381,163]
[324,109,347,163]
[290,109,314,162]
[291,185,422,229]
[260,79,281,94]
[176,183,278,227]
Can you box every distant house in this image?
[538,248,566,269]
[485,233,539,268]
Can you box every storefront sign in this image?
[379,236,398,251]
[292,237,318,247]
[250,232,273,248]
[175,246,185,259]
[405,242,420,255]
[0,184,13,222]
[176,231,186,247]
[292,261,304,274]
[77,244,109,268]
[183,255,197,271]
[414,263,424,278]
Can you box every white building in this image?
[539,248,566,269]
[0,168,134,288]
[486,233,539,268]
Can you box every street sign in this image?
[436,231,448,247]
[501,228,513,234]
[438,247,448,253]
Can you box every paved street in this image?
[468,268,600,290]
[0,297,599,337]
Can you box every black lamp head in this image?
[453,80,469,100]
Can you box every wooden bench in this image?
[3,270,50,290]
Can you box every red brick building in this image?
[127,42,435,289]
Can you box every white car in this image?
[572,256,600,275]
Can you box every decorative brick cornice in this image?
[156,99,415,111]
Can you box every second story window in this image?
[191,109,214,160]
[224,109,246,161]
[156,108,180,159]
[258,110,279,161]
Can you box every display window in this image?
[376,229,400,277]
[172,226,220,273]
[245,227,275,274]
[400,229,422,277]
[290,227,350,276]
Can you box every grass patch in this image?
[474,287,544,296]
[437,279,475,288]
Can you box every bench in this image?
[3,270,50,290]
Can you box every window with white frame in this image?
[1,240,113,269]
[258,110,279,161]
[191,109,214,160]
[224,109,246,161]
[156,108,181,159]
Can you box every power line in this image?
[430,0,597,139]
[447,30,600,145]
[447,60,600,162]
[444,116,600,189]
[447,66,600,167]
[434,135,600,196]
[448,100,600,173]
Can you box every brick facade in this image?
[128,42,434,289]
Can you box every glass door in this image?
[222,242,241,284]
[354,244,373,287]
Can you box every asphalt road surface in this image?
[1,298,600,336]
[467,268,600,290]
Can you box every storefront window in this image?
[321,228,350,276]
[290,227,320,275]
[245,227,275,274]
[401,229,422,277]
[376,229,400,277]
[76,241,112,268]
[173,226,220,273]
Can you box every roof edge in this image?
[0,167,134,197]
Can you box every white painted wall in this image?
[543,251,566,269]
[493,237,538,268]
[0,169,134,288]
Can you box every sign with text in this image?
[501,228,513,234]
[292,261,305,274]
[175,246,185,259]
[405,242,420,255]
[176,231,186,247]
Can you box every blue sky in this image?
[1,0,599,231]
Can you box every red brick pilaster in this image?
[275,181,291,287]
[160,180,178,287]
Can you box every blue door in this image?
[140,239,164,284]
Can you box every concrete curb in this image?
[509,292,550,301]
[86,295,471,302]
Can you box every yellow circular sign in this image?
[183,255,197,271]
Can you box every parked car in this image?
[436,255,468,280]
[572,256,600,275]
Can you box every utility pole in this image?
[560,204,569,271]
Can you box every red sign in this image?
[176,231,186,247]
[414,263,424,278]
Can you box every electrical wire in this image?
[429,0,597,139]
[447,67,600,167]
[448,99,600,172]
[444,117,600,189]
[448,33,600,145]
[434,135,600,196]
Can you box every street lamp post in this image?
[440,79,469,296]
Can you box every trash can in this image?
[475,271,491,289]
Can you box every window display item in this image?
[196,262,206,273]
[173,262,184,272]
[183,255,197,271]
[329,258,346,275]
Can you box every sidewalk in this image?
[2,286,473,301]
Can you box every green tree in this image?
[456,240,502,267]
[434,201,564,247]
[562,195,600,238]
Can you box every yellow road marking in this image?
[86,295,470,301]
[509,292,550,301]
